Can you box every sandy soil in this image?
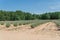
[0,22,60,40]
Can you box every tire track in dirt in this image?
[31,22,58,33]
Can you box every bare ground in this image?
[0,22,60,40]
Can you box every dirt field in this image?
[0,22,60,40]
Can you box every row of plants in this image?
[51,20,60,26]
[0,20,51,28]
[30,20,50,28]
[0,21,33,28]
[52,20,60,30]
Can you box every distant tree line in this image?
[0,10,60,21]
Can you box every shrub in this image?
[19,23,22,25]
[31,23,40,28]
[31,25,35,28]
[6,23,10,28]
[31,24,37,28]
[13,23,18,27]
[0,22,4,25]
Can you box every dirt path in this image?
[0,22,60,40]
[0,31,60,40]
[32,22,58,33]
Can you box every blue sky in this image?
[0,0,60,14]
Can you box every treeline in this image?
[41,12,60,19]
[0,10,60,21]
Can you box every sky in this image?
[0,0,60,14]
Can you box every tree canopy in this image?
[0,10,60,21]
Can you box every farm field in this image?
[1,0,60,40]
[0,20,60,40]
[0,20,51,31]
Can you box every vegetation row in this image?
[0,20,50,28]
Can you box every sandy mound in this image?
[0,22,60,40]
[0,24,31,31]
[0,23,60,40]
[32,22,58,33]
[0,22,59,32]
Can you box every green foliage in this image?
[0,22,4,25]
[13,23,18,27]
[41,13,50,19]
[51,20,60,30]
[31,25,35,28]
[22,22,29,25]
[31,24,37,28]
[6,23,10,28]
[53,20,60,26]
[30,20,50,28]
[19,23,22,25]
[0,10,60,20]
[0,20,53,28]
